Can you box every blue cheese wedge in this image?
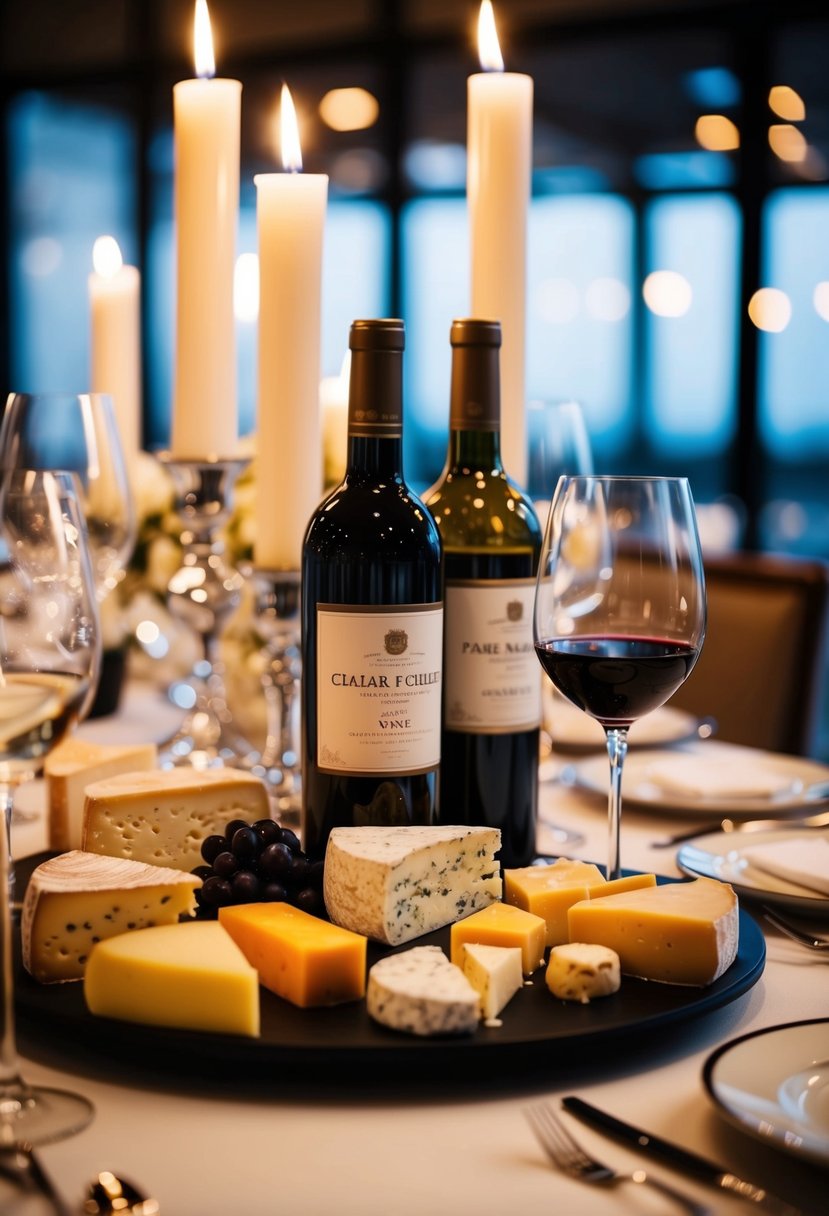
[22,850,201,983]
[323,825,502,946]
[460,942,523,1022]
[367,946,480,1037]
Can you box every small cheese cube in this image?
[567,876,739,987]
[450,902,546,975]
[84,922,260,1037]
[504,858,607,946]
[45,737,158,852]
[460,942,523,1021]
[219,902,366,1008]
[546,942,621,1004]
[22,850,200,983]
[367,946,480,1037]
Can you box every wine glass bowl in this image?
[534,476,706,877]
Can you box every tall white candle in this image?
[88,235,141,477]
[171,0,240,459]
[468,0,533,485]
[320,350,350,488]
[254,84,328,570]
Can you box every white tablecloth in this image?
[8,689,829,1216]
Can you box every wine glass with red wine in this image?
[533,476,706,878]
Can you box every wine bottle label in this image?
[316,603,443,775]
[443,579,541,733]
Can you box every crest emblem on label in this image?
[507,600,523,622]
[384,629,408,655]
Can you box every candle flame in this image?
[478,1,504,72]
[280,83,303,172]
[194,0,215,79]
[92,235,123,278]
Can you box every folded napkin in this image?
[644,754,799,800]
[742,837,829,896]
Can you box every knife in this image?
[562,1096,804,1216]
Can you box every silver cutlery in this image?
[762,906,829,951]
[524,1100,712,1216]
[652,808,829,848]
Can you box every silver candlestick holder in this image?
[249,568,302,830]
[158,453,253,768]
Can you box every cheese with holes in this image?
[22,850,200,983]
[367,946,480,1036]
[82,767,271,871]
[323,825,501,946]
[460,942,523,1021]
[45,737,158,852]
[567,876,739,986]
[504,859,607,946]
[450,901,546,975]
[219,902,366,1007]
[84,921,260,1036]
[546,942,621,1004]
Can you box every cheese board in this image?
[14,852,766,1077]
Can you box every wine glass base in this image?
[0,1083,94,1148]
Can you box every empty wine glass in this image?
[534,476,706,878]
[0,469,100,1145]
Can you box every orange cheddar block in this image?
[219,902,367,1008]
[450,902,546,975]
[504,858,606,946]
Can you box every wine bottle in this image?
[301,319,443,860]
[425,319,542,867]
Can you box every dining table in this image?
[7,682,829,1216]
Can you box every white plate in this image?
[543,689,705,753]
[573,744,829,818]
[703,1019,829,1168]
[677,827,829,919]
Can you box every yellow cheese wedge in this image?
[22,850,200,983]
[219,902,367,1008]
[567,876,739,987]
[504,858,606,946]
[450,902,546,975]
[45,737,158,852]
[84,922,260,1037]
[590,872,658,898]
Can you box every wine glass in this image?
[533,476,706,878]
[0,469,100,1145]
[0,392,136,601]
[527,399,594,506]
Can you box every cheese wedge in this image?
[323,825,502,946]
[450,902,546,975]
[567,876,739,987]
[45,737,158,852]
[219,902,366,1008]
[460,942,523,1021]
[22,850,201,983]
[82,767,270,871]
[504,859,607,946]
[367,946,480,1037]
[84,922,260,1037]
[546,942,621,1004]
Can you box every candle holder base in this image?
[157,453,255,769]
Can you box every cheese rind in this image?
[450,901,547,975]
[504,859,607,946]
[460,942,523,1021]
[323,825,502,946]
[22,850,200,983]
[546,942,621,1004]
[367,946,480,1037]
[82,767,271,871]
[84,922,260,1037]
[45,738,158,852]
[219,902,366,1007]
[567,877,739,987]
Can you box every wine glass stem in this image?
[605,727,629,881]
[0,787,22,1089]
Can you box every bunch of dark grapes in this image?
[192,819,325,918]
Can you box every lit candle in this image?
[254,84,328,570]
[467,0,533,484]
[171,0,241,459]
[88,235,141,477]
[320,350,350,488]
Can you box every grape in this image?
[224,818,251,842]
[231,825,260,863]
[192,864,214,882]
[294,886,322,915]
[253,818,280,846]
[200,875,233,908]
[259,842,293,879]
[212,850,239,879]
[287,854,309,886]
[262,882,288,902]
[201,834,227,864]
[231,870,262,903]
[278,827,302,852]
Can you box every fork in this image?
[525,1102,712,1215]
[762,906,829,951]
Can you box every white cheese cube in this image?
[546,942,621,1004]
[367,946,480,1037]
[460,942,523,1021]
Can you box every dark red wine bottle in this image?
[301,319,443,860]
[425,319,542,868]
